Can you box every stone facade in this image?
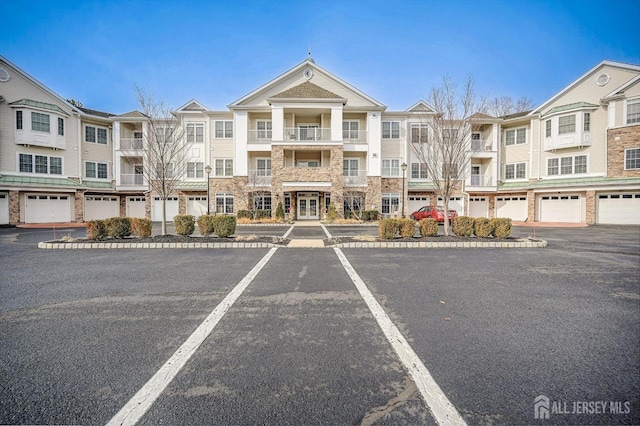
[9,191,19,225]
[585,190,596,225]
[74,191,83,222]
[607,125,640,177]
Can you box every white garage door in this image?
[85,196,119,221]
[438,196,464,215]
[0,193,8,225]
[152,196,179,222]
[539,194,583,223]
[187,196,207,218]
[597,193,640,225]
[469,197,488,218]
[25,194,72,223]
[408,196,430,215]
[496,196,527,221]
[126,197,146,218]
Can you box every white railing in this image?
[469,174,493,186]
[471,139,493,151]
[284,127,332,141]
[344,170,367,186]
[120,138,143,150]
[120,174,144,185]
[343,130,367,143]
[247,130,272,143]
[248,170,272,186]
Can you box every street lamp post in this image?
[205,165,212,215]
[401,163,407,218]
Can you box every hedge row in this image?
[87,217,152,240]
[378,218,416,239]
[377,216,512,240]
[237,210,272,220]
[177,214,237,238]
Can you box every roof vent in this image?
[595,73,610,86]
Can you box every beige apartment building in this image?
[0,56,638,225]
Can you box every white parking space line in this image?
[107,248,279,426]
[282,225,294,239]
[321,224,332,239]
[334,248,467,426]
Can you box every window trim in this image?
[558,114,576,135]
[215,158,234,177]
[215,193,234,214]
[505,128,526,146]
[85,161,109,179]
[19,153,63,175]
[411,162,428,179]
[626,97,640,125]
[381,193,400,215]
[504,162,527,180]
[546,154,588,176]
[85,125,108,145]
[186,161,205,179]
[16,110,23,130]
[31,111,50,133]
[410,123,428,144]
[186,122,204,143]
[214,120,233,139]
[381,158,401,177]
[624,148,640,170]
[382,121,400,139]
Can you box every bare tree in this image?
[410,76,484,235]
[231,170,272,216]
[482,95,533,117]
[343,189,365,220]
[133,86,192,235]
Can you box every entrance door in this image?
[298,196,319,220]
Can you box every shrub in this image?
[213,215,236,238]
[275,202,285,220]
[399,218,416,238]
[491,217,512,238]
[418,218,438,237]
[254,209,272,219]
[197,215,216,236]
[379,218,400,239]
[474,217,494,238]
[326,202,338,222]
[104,217,131,238]
[366,210,379,221]
[452,216,475,237]
[86,219,106,240]
[130,218,152,237]
[174,215,195,236]
[237,210,254,220]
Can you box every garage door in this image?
[126,197,146,218]
[469,197,488,218]
[152,196,179,222]
[0,193,8,225]
[187,196,207,218]
[538,194,583,223]
[25,194,72,223]
[408,196,430,215]
[496,196,527,221]
[438,196,464,215]
[85,196,119,221]
[597,193,640,225]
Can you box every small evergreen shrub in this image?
[452,216,475,237]
[86,219,106,240]
[399,218,417,238]
[474,217,494,238]
[104,217,131,238]
[275,202,285,220]
[366,210,379,221]
[237,210,254,220]
[197,215,216,236]
[254,209,272,219]
[174,215,195,236]
[419,218,438,237]
[491,218,512,238]
[130,218,152,237]
[379,218,400,239]
[213,215,237,238]
[326,202,338,222]
[361,210,370,221]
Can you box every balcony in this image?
[248,131,272,143]
[469,174,493,187]
[344,170,367,186]
[248,170,272,186]
[471,139,494,151]
[342,130,367,143]
[284,127,332,142]
[120,174,144,186]
[119,138,143,150]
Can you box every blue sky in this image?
[2,0,639,114]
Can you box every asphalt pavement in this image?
[0,224,638,425]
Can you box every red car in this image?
[409,206,458,222]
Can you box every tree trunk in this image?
[443,198,450,236]
[161,198,167,235]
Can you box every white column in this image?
[367,112,381,176]
[235,111,248,176]
[272,106,284,141]
[331,106,343,141]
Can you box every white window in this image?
[215,159,234,177]
[574,155,587,174]
[58,118,64,136]
[382,121,400,139]
[343,159,359,176]
[381,159,400,177]
[558,115,576,134]
[625,148,640,170]
[16,111,23,130]
[381,193,400,215]
[187,162,204,178]
[548,155,588,175]
[86,161,108,179]
[215,121,233,138]
[256,158,271,176]
[186,123,204,143]
[506,128,526,145]
[560,157,573,175]
[156,163,174,179]
[19,153,62,175]
[547,158,559,176]
[545,120,551,137]
[627,98,640,124]
[256,120,272,139]
[583,113,590,132]
[215,193,234,214]
[86,126,108,144]
[343,121,359,140]
[505,162,526,180]
[32,112,50,132]
[253,193,272,210]
[411,163,428,179]
[411,124,428,144]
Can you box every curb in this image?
[38,239,546,249]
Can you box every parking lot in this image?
[0,224,638,425]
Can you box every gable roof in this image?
[176,99,210,112]
[542,101,599,117]
[270,81,343,99]
[405,100,436,113]
[9,98,70,116]
[602,74,640,101]
[114,110,146,118]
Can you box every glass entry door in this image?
[298,196,319,220]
